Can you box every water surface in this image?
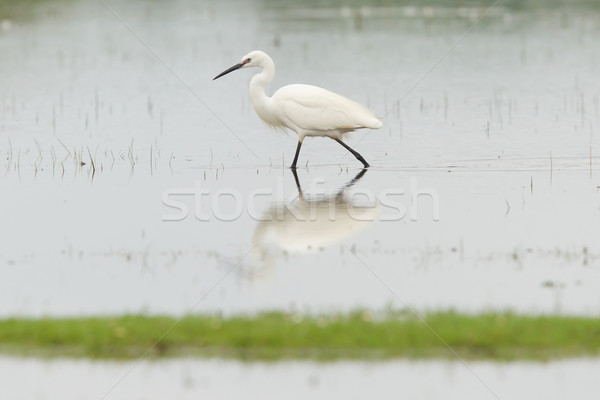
[0,0,599,317]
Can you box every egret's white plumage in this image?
[272,84,383,137]
[214,50,382,168]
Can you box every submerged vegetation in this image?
[1,311,599,361]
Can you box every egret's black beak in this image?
[213,63,244,80]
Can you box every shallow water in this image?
[3,355,600,400]
[1,0,600,318]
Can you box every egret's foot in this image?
[333,138,370,169]
[356,155,370,168]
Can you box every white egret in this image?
[213,50,382,168]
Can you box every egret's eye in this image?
[245,58,251,63]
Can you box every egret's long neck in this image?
[249,55,275,113]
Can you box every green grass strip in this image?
[1,311,599,361]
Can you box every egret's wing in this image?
[274,84,381,131]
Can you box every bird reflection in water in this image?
[247,168,381,277]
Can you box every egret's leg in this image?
[334,139,370,168]
[290,168,304,199]
[290,140,303,169]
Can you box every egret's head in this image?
[213,50,269,80]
